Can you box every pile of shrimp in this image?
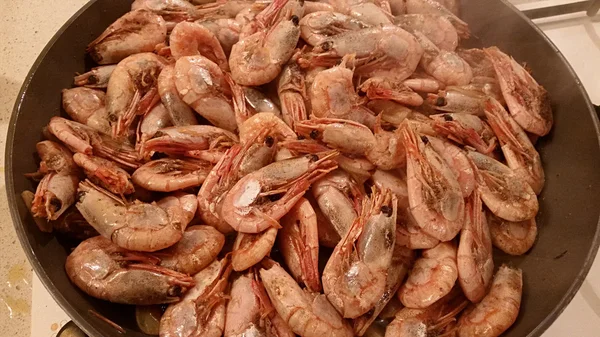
[22,0,553,336]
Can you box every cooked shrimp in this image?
[430,113,497,155]
[405,0,469,38]
[426,135,475,197]
[62,87,111,135]
[132,158,213,192]
[299,11,369,47]
[65,236,194,305]
[157,64,198,126]
[457,190,493,303]
[74,65,116,89]
[174,55,237,131]
[467,151,538,222]
[398,241,458,308]
[359,77,424,107]
[396,206,440,249]
[487,212,537,256]
[402,122,464,241]
[138,103,173,144]
[304,1,335,14]
[457,48,496,78]
[76,181,196,251]
[279,197,321,292]
[31,173,79,221]
[347,2,393,25]
[260,262,354,337]
[73,153,134,195]
[197,18,242,55]
[278,55,308,128]
[485,46,552,136]
[395,14,458,51]
[87,10,167,64]
[323,188,397,318]
[484,97,545,194]
[415,31,472,85]
[295,118,376,156]
[170,21,229,72]
[131,0,199,30]
[142,125,238,158]
[238,112,296,144]
[221,151,338,233]
[364,117,407,170]
[30,140,80,177]
[457,265,522,337]
[232,227,278,271]
[371,169,408,208]
[244,86,282,117]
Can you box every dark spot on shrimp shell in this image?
[420,136,429,144]
[297,135,306,140]
[435,96,446,106]
[309,130,319,139]
[168,285,183,297]
[381,205,392,217]
[291,15,300,26]
[265,136,274,147]
[443,114,453,121]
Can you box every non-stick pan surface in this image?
[6,0,600,336]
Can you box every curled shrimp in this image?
[238,112,296,144]
[426,135,475,198]
[457,190,493,303]
[31,173,79,221]
[65,236,194,305]
[29,140,80,177]
[138,103,173,144]
[295,118,376,156]
[398,241,458,308]
[485,46,552,136]
[62,87,111,135]
[142,125,238,159]
[278,55,308,128]
[87,9,167,64]
[230,14,301,86]
[402,122,464,241]
[395,14,458,51]
[132,0,199,30]
[365,117,407,170]
[415,31,472,86]
[160,257,232,337]
[299,11,369,47]
[174,55,237,131]
[484,97,545,194]
[487,211,537,256]
[76,181,196,251]
[457,265,523,337]
[323,188,397,318]
[457,48,496,78]
[106,52,167,137]
[73,153,135,195]
[371,169,408,208]
[157,64,198,126]
[396,206,440,249]
[405,0,469,38]
[74,64,116,89]
[279,197,321,292]
[259,261,354,337]
[430,113,497,155]
[232,227,278,271]
[132,157,213,192]
[358,77,424,107]
[170,21,229,72]
[467,151,538,222]
[197,18,242,55]
[221,151,338,233]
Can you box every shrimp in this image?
[76,181,196,251]
[131,0,199,30]
[221,151,338,233]
[197,18,242,55]
[244,87,282,117]
[364,117,407,170]
[457,265,523,337]
[142,125,238,159]
[279,197,321,292]
[358,77,424,107]
[395,14,458,51]
[371,169,408,208]
[405,0,469,38]
[278,55,308,128]
[160,257,232,337]
[367,100,413,126]
[457,48,496,78]
[347,2,393,25]
[485,47,553,136]
[311,169,364,239]
[354,243,415,336]
[457,190,493,303]
[74,65,117,89]
[426,87,487,116]
[487,212,537,256]
[106,52,167,137]
[238,112,296,144]
[299,11,369,47]
[73,153,135,195]
[29,140,80,177]
[65,236,194,305]
[169,21,230,72]
[232,227,278,271]
[62,88,112,135]
[174,55,239,131]
[304,1,335,14]
[132,158,213,192]
[430,113,497,155]
[401,122,464,242]
[322,188,397,318]
[295,118,376,156]
[336,155,376,185]
[157,64,198,127]
[484,97,545,194]
[260,262,354,337]
[415,31,472,86]
[229,14,301,86]
[158,225,225,276]
[398,241,458,308]
[31,173,79,221]
[396,206,440,249]
[87,10,167,65]
[386,287,469,337]
[426,136,475,197]
[138,103,173,144]
[467,151,538,222]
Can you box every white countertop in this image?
[0,1,598,336]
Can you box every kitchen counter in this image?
[0,1,598,336]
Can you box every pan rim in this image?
[4,0,600,336]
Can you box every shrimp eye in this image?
[382,124,397,132]
[265,136,275,147]
[88,75,99,84]
[76,191,87,201]
[297,135,306,140]
[435,96,446,106]
[320,41,333,51]
[168,285,183,297]
[357,89,366,97]
[108,114,118,123]
[381,205,392,217]
[309,154,319,162]
[309,130,319,139]
[443,114,453,121]
[420,136,429,144]
[154,131,166,138]
[291,15,300,26]
[49,198,63,213]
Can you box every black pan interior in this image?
[5,0,600,336]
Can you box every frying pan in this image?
[5,0,600,336]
